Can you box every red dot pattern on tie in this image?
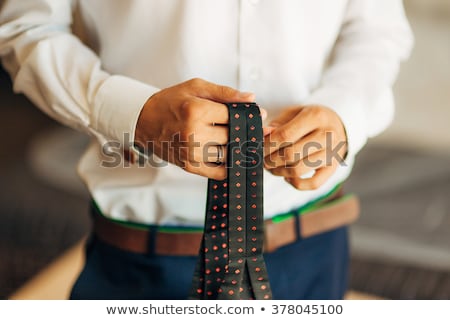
[190,103,272,300]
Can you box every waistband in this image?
[92,187,360,256]
[93,184,343,232]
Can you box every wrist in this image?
[134,92,159,147]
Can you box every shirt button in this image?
[248,0,260,5]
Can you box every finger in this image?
[189,78,255,103]
[264,108,318,157]
[260,108,268,121]
[174,139,229,165]
[193,98,230,124]
[263,126,276,137]
[202,144,228,164]
[183,160,228,180]
[264,130,326,169]
[269,106,302,127]
[200,125,228,145]
[268,149,327,178]
[171,124,228,149]
[286,165,336,190]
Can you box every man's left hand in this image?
[264,105,347,190]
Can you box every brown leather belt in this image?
[93,193,360,256]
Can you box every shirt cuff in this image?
[92,75,160,148]
[303,87,368,160]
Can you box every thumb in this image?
[198,80,255,103]
[269,107,301,127]
[263,126,276,136]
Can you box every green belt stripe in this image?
[93,183,344,233]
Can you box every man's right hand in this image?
[135,78,256,180]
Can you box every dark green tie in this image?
[190,102,272,300]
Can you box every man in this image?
[0,1,413,299]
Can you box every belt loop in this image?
[146,226,158,256]
[294,212,302,241]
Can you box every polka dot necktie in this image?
[190,102,273,300]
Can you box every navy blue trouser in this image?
[70,225,349,300]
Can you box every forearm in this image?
[0,0,159,147]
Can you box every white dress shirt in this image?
[0,0,413,226]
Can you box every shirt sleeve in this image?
[0,0,160,147]
[303,0,414,159]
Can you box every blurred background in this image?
[0,1,449,299]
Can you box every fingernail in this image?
[300,170,316,179]
[260,108,268,120]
